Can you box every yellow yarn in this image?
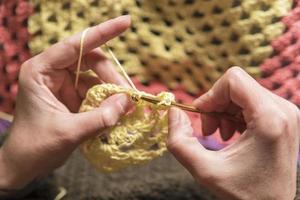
[74,28,175,172]
[28,0,292,172]
[80,83,174,172]
[28,0,291,93]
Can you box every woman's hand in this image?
[0,15,131,190]
[168,67,300,199]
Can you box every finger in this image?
[167,107,217,181]
[80,74,101,88]
[84,48,129,87]
[69,71,101,99]
[225,102,241,115]
[34,15,131,69]
[60,71,81,112]
[68,48,129,87]
[72,93,131,141]
[236,123,246,133]
[201,114,219,136]
[76,80,90,100]
[193,67,266,122]
[168,107,193,140]
[220,119,236,141]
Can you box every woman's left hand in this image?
[0,15,131,190]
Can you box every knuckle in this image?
[95,26,106,42]
[19,60,32,78]
[270,100,300,140]
[61,39,78,56]
[114,100,126,115]
[226,66,245,78]
[259,94,300,140]
[21,59,31,69]
[261,106,290,140]
[225,67,245,85]
[19,60,35,85]
[274,111,289,137]
[19,58,47,86]
[286,102,300,135]
[98,108,117,128]
[288,102,300,119]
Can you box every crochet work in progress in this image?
[28,0,291,93]
[2,0,300,171]
[76,29,174,172]
[80,84,174,172]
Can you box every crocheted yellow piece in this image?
[80,83,174,172]
[28,0,291,93]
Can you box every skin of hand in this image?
[168,67,300,200]
[0,15,132,190]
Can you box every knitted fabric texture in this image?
[28,0,291,94]
[259,0,300,106]
[2,0,300,167]
[24,0,300,157]
[0,0,33,113]
[80,83,174,172]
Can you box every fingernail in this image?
[114,94,129,107]
[119,15,131,21]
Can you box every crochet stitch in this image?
[80,83,174,172]
[28,0,291,94]
[2,0,300,171]
[27,0,299,166]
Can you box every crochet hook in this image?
[0,111,13,122]
[139,95,245,124]
[104,44,244,124]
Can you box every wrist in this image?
[0,148,45,199]
[0,148,31,190]
[0,156,41,199]
[0,148,17,190]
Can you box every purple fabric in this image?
[199,136,226,150]
[0,119,10,135]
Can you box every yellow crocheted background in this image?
[28,0,291,94]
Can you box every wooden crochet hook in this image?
[139,95,245,124]
[104,44,244,124]
[0,112,13,122]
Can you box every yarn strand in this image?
[74,28,89,89]
[105,44,138,91]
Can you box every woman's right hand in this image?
[168,67,300,199]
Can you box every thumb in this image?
[73,93,131,141]
[168,107,218,183]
